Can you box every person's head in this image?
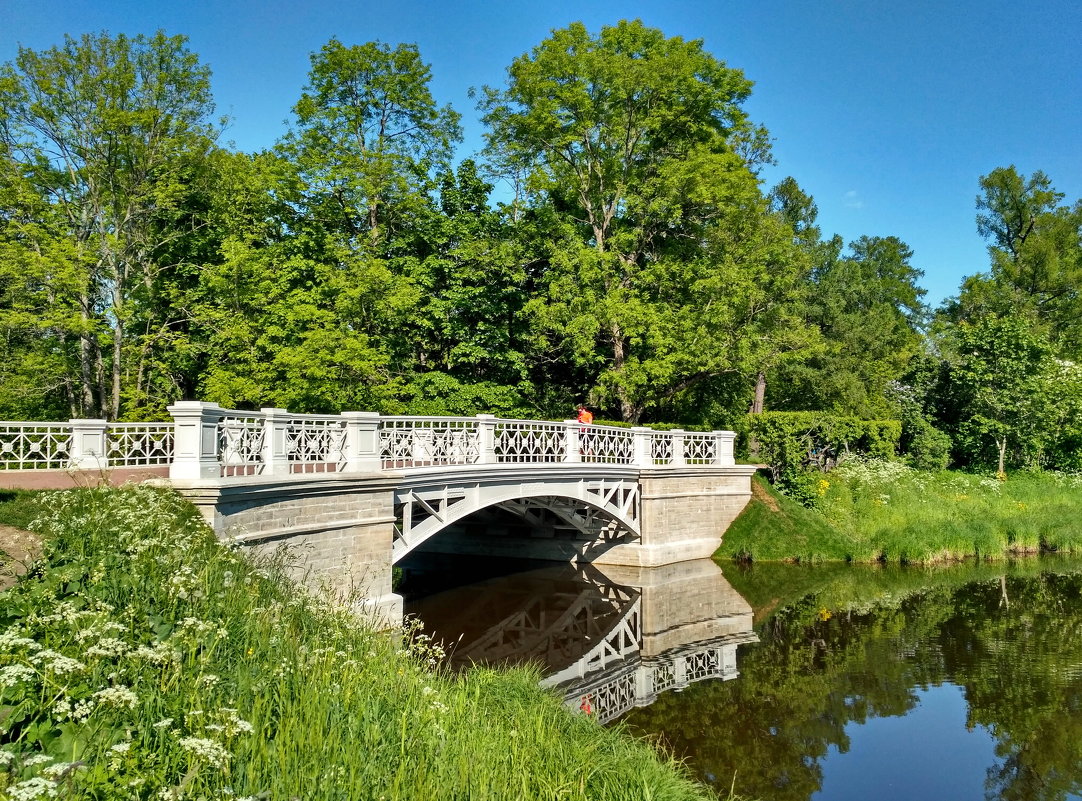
[577,404,586,411]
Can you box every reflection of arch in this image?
[454,577,641,675]
[543,632,759,725]
[392,471,640,562]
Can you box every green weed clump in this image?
[0,486,708,800]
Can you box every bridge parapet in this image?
[1,403,737,484]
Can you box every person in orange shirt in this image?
[576,404,593,457]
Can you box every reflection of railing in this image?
[1,403,739,480]
[543,632,759,725]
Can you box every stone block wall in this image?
[173,474,402,626]
[591,466,756,567]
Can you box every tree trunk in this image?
[746,371,767,458]
[996,436,1008,478]
[78,296,97,418]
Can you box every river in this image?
[403,553,1082,801]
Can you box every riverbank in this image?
[0,486,710,800]
[718,462,1082,563]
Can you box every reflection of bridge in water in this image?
[408,559,757,723]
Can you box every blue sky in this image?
[4,0,1080,307]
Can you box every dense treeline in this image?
[2,23,1080,473]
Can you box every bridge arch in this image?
[391,467,641,563]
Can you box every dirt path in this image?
[0,525,41,592]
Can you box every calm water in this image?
[403,555,1082,801]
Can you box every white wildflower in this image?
[131,642,181,665]
[153,717,174,729]
[72,699,95,721]
[0,629,40,652]
[93,685,138,710]
[52,698,72,720]
[39,653,86,676]
[177,736,231,768]
[0,748,17,766]
[6,776,58,800]
[41,761,83,779]
[86,638,129,658]
[22,754,53,767]
[109,742,132,754]
[0,664,37,688]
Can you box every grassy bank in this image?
[0,486,709,800]
[719,462,1082,563]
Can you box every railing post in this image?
[714,430,736,467]
[563,420,581,463]
[670,429,686,467]
[261,408,291,476]
[631,427,652,468]
[342,412,382,472]
[168,401,226,480]
[68,419,109,471]
[476,414,497,464]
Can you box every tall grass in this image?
[1,486,710,800]
[722,464,1082,564]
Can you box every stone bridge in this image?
[1,403,756,624]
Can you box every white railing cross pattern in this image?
[1,402,737,479]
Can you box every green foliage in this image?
[720,460,1082,563]
[746,411,901,494]
[480,20,811,423]
[0,491,38,530]
[771,235,928,417]
[0,31,222,419]
[0,486,709,800]
[940,313,1059,473]
[974,166,1082,358]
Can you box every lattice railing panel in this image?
[652,661,678,694]
[585,674,637,725]
[494,421,566,463]
[684,433,717,465]
[580,427,634,465]
[684,648,723,683]
[218,416,266,477]
[287,417,347,473]
[0,423,72,469]
[380,417,480,468]
[107,423,174,467]
[650,434,674,466]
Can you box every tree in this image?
[281,38,461,247]
[0,31,221,418]
[772,235,927,417]
[972,166,1082,356]
[480,20,783,422]
[946,314,1055,475]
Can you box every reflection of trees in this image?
[941,573,1082,801]
[622,567,1082,801]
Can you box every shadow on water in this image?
[404,557,758,723]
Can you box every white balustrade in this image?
[379,416,482,468]
[495,419,568,463]
[3,407,739,479]
[0,422,73,469]
[107,423,174,467]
